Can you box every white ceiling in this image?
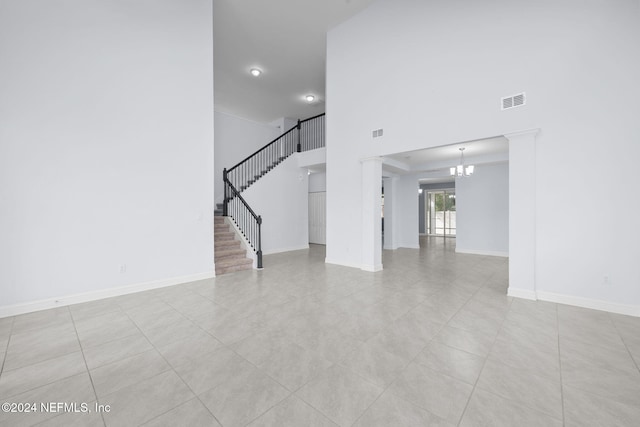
[386,137,509,167]
[383,136,509,179]
[213,0,376,123]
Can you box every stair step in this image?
[214,216,225,224]
[215,247,247,259]
[214,231,235,241]
[214,224,230,232]
[216,256,253,269]
[215,239,241,249]
[215,262,253,275]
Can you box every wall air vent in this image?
[501,92,526,110]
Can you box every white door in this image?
[308,192,326,244]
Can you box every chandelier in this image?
[450,147,474,177]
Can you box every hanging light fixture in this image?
[450,147,475,177]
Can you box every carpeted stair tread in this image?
[216,256,253,268]
[213,216,253,275]
[215,239,240,249]
[215,231,235,241]
[214,247,247,259]
[215,262,253,275]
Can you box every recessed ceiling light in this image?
[250,68,262,77]
[305,95,315,102]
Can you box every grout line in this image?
[350,268,505,426]
[128,298,226,425]
[608,312,640,375]
[69,306,108,427]
[455,283,513,427]
[0,317,14,376]
[556,303,566,426]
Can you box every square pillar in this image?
[361,157,383,272]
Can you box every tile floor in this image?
[1,237,639,426]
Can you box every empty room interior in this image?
[1,0,639,426]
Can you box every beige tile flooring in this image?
[1,237,639,426]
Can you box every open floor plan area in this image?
[1,240,639,426]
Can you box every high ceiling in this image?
[386,137,509,168]
[383,136,509,182]
[213,0,376,123]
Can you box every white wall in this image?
[456,163,509,256]
[309,171,327,193]
[396,175,420,249]
[270,117,299,134]
[214,111,280,203]
[0,0,215,313]
[326,0,640,310]
[383,177,398,250]
[242,155,309,254]
[383,175,419,250]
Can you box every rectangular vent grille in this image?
[501,92,526,110]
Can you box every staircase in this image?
[218,113,325,273]
[214,216,253,275]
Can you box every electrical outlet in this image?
[603,275,609,285]
[119,264,127,274]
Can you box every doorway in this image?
[426,190,456,236]
[309,191,326,244]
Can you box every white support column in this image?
[361,157,383,272]
[383,177,398,250]
[506,129,539,300]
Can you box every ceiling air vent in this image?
[501,92,526,110]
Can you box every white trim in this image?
[0,271,216,319]
[455,248,509,257]
[262,244,310,255]
[504,128,540,139]
[359,156,384,164]
[399,244,421,250]
[507,287,537,301]
[536,291,640,317]
[324,258,363,270]
[361,263,383,272]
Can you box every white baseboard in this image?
[507,287,537,301]
[399,244,421,250]
[0,271,216,319]
[536,291,640,317]
[324,258,384,272]
[361,263,383,272]
[455,248,509,257]
[263,244,310,255]
[324,258,363,270]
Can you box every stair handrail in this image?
[227,125,297,174]
[227,113,325,173]
[222,175,262,268]
[222,112,325,269]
